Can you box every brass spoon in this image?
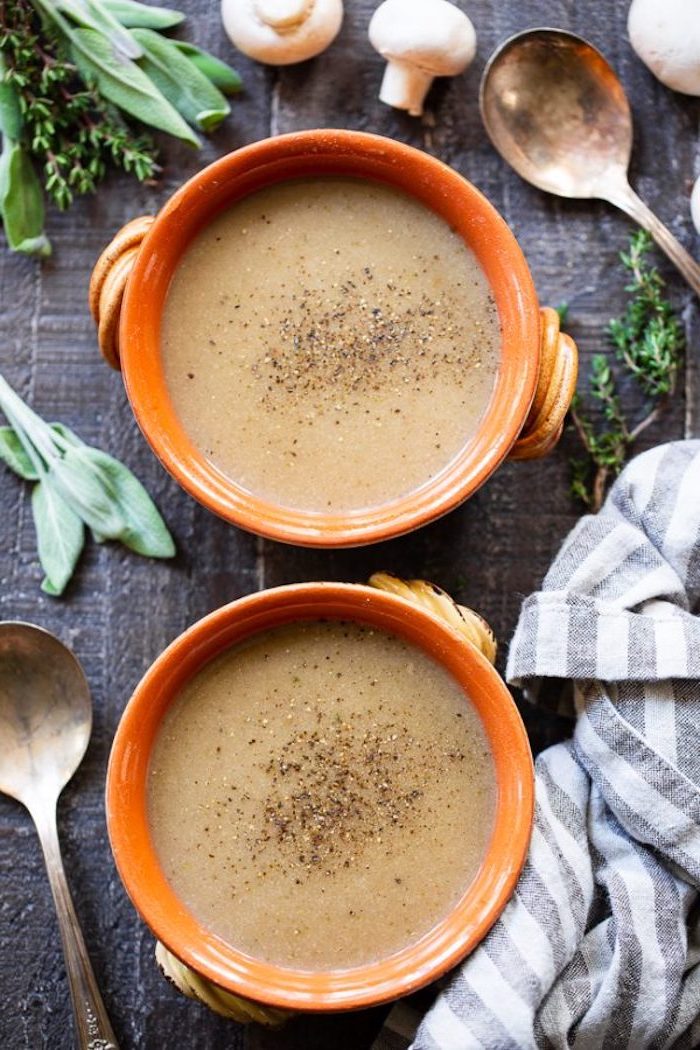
[0,622,119,1050]
[480,28,700,297]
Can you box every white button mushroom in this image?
[691,174,700,236]
[368,0,476,117]
[628,0,700,95]
[222,0,343,66]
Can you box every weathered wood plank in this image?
[0,9,271,1048]
[0,0,697,1047]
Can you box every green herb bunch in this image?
[570,230,685,511]
[0,371,175,595]
[0,0,241,255]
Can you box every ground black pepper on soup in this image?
[148,620,497,970]
[161,178,500,512]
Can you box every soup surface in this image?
[148,620,496,970]
[162,178,500,512]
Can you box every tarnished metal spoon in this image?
[480,28,700,297]
[0,622,119,1050]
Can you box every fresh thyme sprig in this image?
[570,230,685,511]
[609,230,684,398]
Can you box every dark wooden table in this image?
[1,1,697,1047]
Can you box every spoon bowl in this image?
[0,622,91,805]
[0,621,119,1049]
[480,28,700,296]
[480,29,632,199]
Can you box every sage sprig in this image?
[0,0,242,255]
[0,371,175,595]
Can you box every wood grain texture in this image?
[0,1,697,1048]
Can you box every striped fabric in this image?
[374,441,700,1050]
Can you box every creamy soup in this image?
[148,620,496,970]
[162,178,500,512]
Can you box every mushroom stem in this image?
[379,60,434,116]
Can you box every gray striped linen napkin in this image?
[373,439,700,1050]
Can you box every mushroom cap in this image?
[628,0,700,95]
[369,0,476,76]
[221,0,343,65]
[691,174,700,236]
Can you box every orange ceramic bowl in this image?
[100,129,563,547]
[106,582,534,1013]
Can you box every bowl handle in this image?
[509,306,578,461]
[155,942,290,1026]
[89,216,155,370]
[369,572,497,665]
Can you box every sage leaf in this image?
[132,29,230,132]
[56,0,143,60]
[69,28,200,146]
[102,0,184,29]
[71,446,175,557]
[50,445,127,538]
[0,372,175,594]
[32,480,85,596]
[171,42,242,95]
[49,422,83,448]
[0,64,23,141]
[0,426,38,479]
[0,422,78,479]
[0,140,51,257]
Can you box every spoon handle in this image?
[603,180,700,298]
[33,802,120,1050]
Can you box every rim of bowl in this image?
[106,583,534,1012]
[119,129,540,548]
